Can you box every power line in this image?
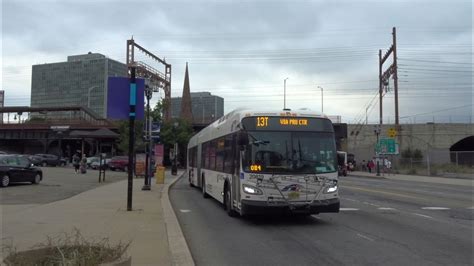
[399,104,473,119]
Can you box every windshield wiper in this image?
[239,125,269,146]
[251,140,270,146]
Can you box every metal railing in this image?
[396,151,473,177]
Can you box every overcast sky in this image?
[1,0,472,124]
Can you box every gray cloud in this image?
[2,0,472,123]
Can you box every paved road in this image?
[0,167,127,204]
[170,174,473,266]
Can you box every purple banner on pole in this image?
[107,77,144,120]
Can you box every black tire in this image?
[224,186,238,217]
[32,173,41,184]
[202,176,209,198]
[1,174,10,187]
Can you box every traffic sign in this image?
[388,128,397,138]
[376,138,398,155]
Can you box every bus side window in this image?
[223,134,234,174]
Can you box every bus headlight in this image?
[325,185,338,193]
[325,180,338,193]
[242,184,263,195]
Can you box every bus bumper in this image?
[240,198,340,216]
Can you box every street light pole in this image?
[142,86,152,191]
[284,77,289,110]
[171,121,178,175]
[317,86,324,113]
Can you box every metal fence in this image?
[395,151,473,177]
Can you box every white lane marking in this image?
[378,207,396,210]
[467,207,474,210]
[343,198,358,202]
[357,233,375,242]
[363,201,381,207]
[412,213,433,219]
[421,207,450,210]
[180,209,191,213]
[340,208,359,211]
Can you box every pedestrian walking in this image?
[72,153,80,174]
[384,158,392,176]
[80,154,87,174]
[368,159,375,173]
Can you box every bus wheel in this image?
[225,187,238,217]
[202,177,209,198]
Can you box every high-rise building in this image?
[31,52,127,118]
[171,92,224,124]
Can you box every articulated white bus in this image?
[187,109,340,217]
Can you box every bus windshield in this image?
[242,131,337,174]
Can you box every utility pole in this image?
[379,50,383,125]
[393,27,399,125]
[379,27,399,126]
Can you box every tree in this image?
[150,100,163,125]
[117,120,146,154]
[160,118,193,166]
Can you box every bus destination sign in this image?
[257,116,308,127]
[243,116,333,132]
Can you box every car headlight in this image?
[242,184,263,195]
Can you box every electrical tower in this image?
[379,27,399,126]
[126,38,172,121]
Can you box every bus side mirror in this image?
[238,132,248,147]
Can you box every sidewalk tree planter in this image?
[3,229,131,266]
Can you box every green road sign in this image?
[376,138,398,154]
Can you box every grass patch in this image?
[3,228,130,266]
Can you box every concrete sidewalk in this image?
[348,171,473,186]
[1,170,193,265]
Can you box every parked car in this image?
[86,157,100,168]
[34,154,65,167]
[0,154,43,187]
[27,155,43,166]
[91,158,111,170]
[107,156,129,171]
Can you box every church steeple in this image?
[180,62,193,123]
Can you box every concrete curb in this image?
[161,171,195,266]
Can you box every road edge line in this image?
[162,171,195,266]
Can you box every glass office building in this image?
[31,53,127,118]
[171,92,224,124]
